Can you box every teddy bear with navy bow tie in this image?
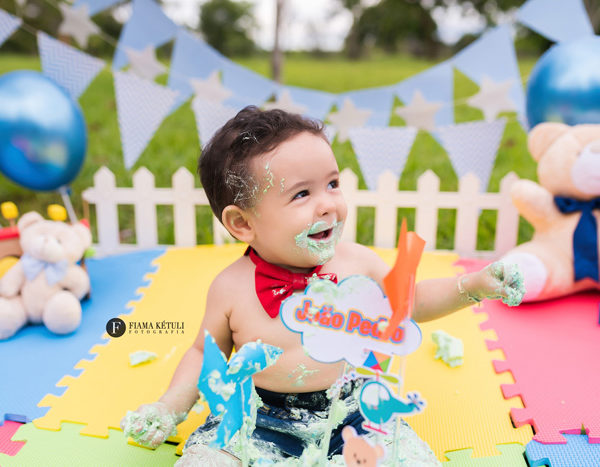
[0,211,91,339]
[502,122,600,302]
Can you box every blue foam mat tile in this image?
[526,435,600,467]
[0,248,165,424]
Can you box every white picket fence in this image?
[82,166,521,257]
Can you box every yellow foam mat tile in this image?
[373,248,532,459]
[34,244,247,452]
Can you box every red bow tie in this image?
[246,247,337,318]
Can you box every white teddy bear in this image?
[0,211,92,339]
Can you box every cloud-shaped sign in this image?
[280,275,422,367]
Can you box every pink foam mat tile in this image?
[0,421,25,457]
[458,258,600,444]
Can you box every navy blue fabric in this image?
[554,196,600,281]
[187,381,368,459]
[252,406,367,457]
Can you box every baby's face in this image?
[247,131,347,269]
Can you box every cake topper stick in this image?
[380,218,425,341]
[319,361,349,466]
[381,219,425,465]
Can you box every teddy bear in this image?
[0,211,91,339]
[342,425,385,466]
[501,122,600,302]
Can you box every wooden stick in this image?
[319,362,348,466]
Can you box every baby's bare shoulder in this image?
[334,242,389,282]
[210,256,252,295]
[336,241,381,262]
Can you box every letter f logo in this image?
[106,318,126,337]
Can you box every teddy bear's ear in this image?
[72,222,92,248]
[528,122,570,161]
[17,211,44,231]
[342,425,356,442]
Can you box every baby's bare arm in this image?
[350,245,473,322]
[160,272,234,414]
[413,263,525,322]
[348,243,524,322]
[121,272,234,447]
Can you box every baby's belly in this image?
[252,346,346,393]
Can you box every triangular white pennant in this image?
[113,71,178,169]
[348,127,418,190]
[435,119,506,191]
[38,32,105,100]
[191,97,238,147]
[0,9,21,46]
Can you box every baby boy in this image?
[121,106,524,465]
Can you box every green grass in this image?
[0,52,540,250]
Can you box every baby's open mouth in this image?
[308,228,332,240]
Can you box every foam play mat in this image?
[0,249,165,425]
[0,244,598,465]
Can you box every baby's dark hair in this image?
[199,105,325,223]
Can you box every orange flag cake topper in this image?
[380,219,425,341]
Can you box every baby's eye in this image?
[328,179,339,190]
[293,190,309,200]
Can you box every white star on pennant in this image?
[263,89,307,115]
[467,76,516,122]
[189,71,232,104]
[125,46,167,81]
[327,98,372,143]
[58,4,100,48]
[394,90,442,132]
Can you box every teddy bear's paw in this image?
[43,291,82,334]
[501,252,548,302]
[0,297,27,340]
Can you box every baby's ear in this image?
[222,205,254,243]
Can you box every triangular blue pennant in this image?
[517,0,594,43]
[348,126,418,190]
[168,29,226,110]
[339,84,396,127]
[435,119,506,191]
[73,0,122,16]
[191,97,239,147]
[113,71,178,169]
[452,25,525,120]
[221,60,276,108]
[0,9,21,46]
[274,84,336,120]
[395,61,454,128]
[112,0,177,71]
[38,31,105,100]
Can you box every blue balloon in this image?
[527,36,600,127]
[0,71,87,191]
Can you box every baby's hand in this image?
[461,262,525,306]
[120,401,184,448]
